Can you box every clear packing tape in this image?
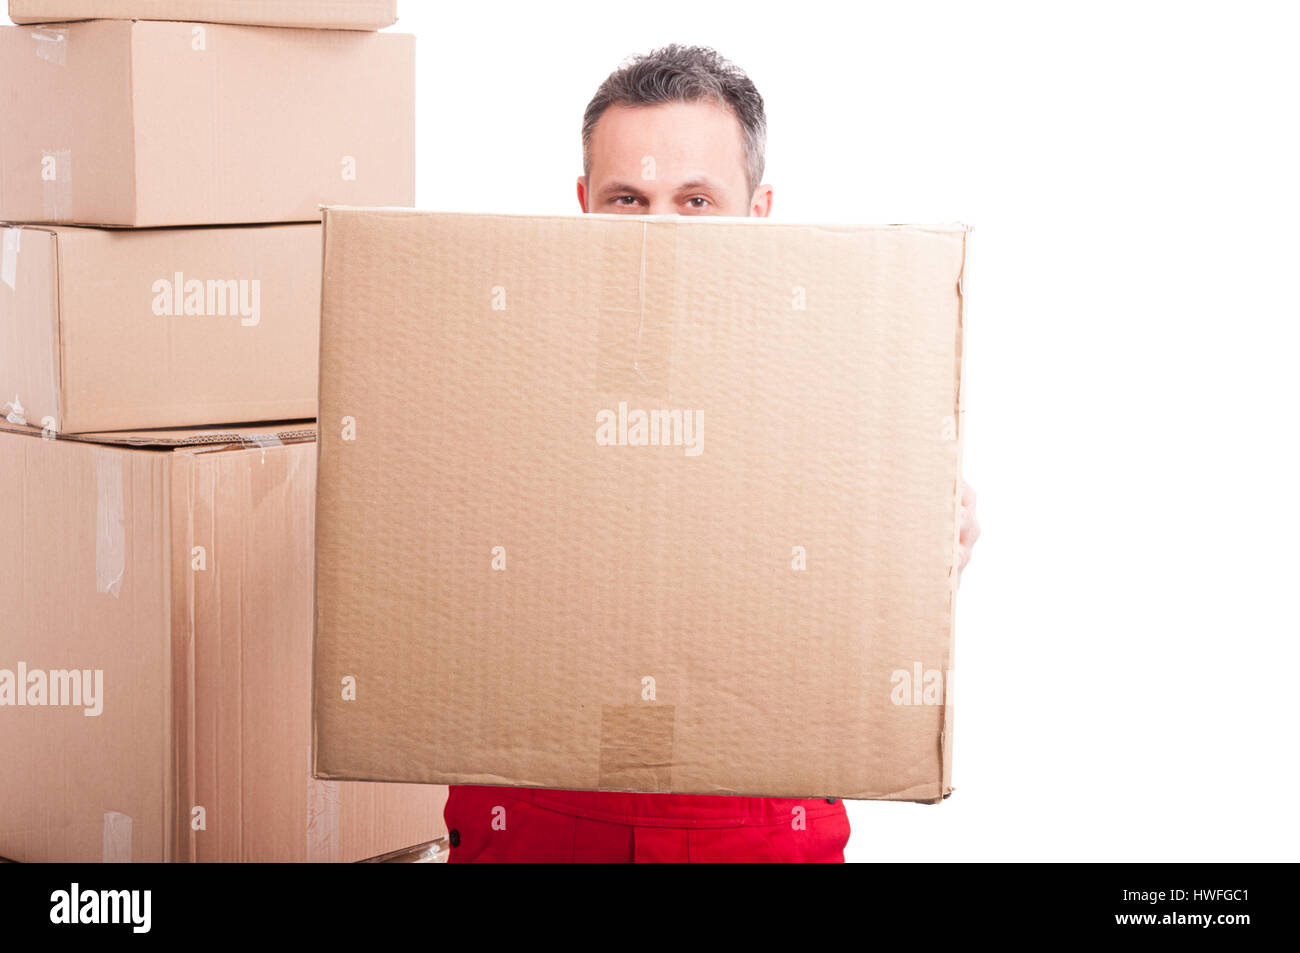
[102,810,132,863]
[32,25,67,66]
[31,28,73,219]
[2,227,19,291]
[93,448,125,599]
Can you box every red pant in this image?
[444,785,850,863]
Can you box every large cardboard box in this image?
[311,209,969,802]
[8,0,397,30]
[0,20,414,226]
[0,223,320,434]
[0,424,447,862]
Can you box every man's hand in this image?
[958,480,980,584]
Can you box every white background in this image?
[402,0,1300,862]
[405,0,1300,862]
[9,0,1295,861]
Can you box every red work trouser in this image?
[444,784,850,863]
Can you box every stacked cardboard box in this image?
[0,2,446,862]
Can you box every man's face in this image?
[578,100,772,217]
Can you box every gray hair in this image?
[581,44,767,195]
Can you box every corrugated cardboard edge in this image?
[939,225,972,803]
[356,836,448,864]
[125,21,141,228]
[318,206,974,233]
[51,228,66,432]
[167,450,195,861]
[309,210,331,782]
[0,418,316,448]
[7,0,398,30]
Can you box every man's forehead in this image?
[588,100,747,184]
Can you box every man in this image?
[444,44,981,862]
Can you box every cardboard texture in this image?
[8,0,398,30]
[311,209,968,802]
[0,20,414,226]
[0,223,321,434]
[0,426,448,862]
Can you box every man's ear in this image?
[576,175,590,213]
[749,184,774,218]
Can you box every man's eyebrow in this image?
[597,181,649,199]
[674,178,728,195]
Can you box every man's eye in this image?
[613,195,638,206]
[686,197,710,209]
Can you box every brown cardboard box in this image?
[0,223,320,434]
[8,0,397,29]
[0,424,447,862]
[311,208,968,802]
[0,20,414,226]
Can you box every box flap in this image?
[0,225,62,433]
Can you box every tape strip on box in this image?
[305,746,340,863]
[32,26,67,66]
[2,395,27,426]
[596,221,674,400]
[102,811,132,862]
[94,449,125,599]
[597,704,676,793]
[1,228,19,291]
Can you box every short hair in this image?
[581,44,767,195]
